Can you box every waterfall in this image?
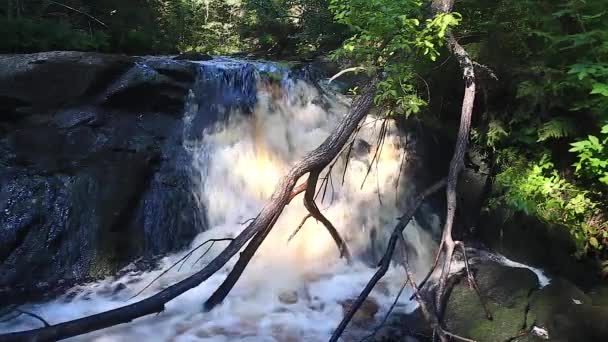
[0,58,439,341]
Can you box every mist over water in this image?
[0,62,439,341]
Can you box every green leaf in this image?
[588,135,600,147]
[591,83,608,97]
[589,237,599,249]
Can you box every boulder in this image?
[0,52,136,118]
[444,262,540,342]
[341,298,380,325]
[477,211,601,290]
[528,278,608,342]
[0,52,204,304]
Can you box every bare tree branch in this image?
[329,178,446,342]
[47,0,108,28]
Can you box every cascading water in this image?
[0,59,440,341]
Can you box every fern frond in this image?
[537,118,576,142]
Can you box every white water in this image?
[0,71,439,341]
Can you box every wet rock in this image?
[341,298,380,325]
[477,211,601,290]
[352,139,371,161]
[371,308,432,342]
[173,52,213,61]
[0,52,135,118]
[0,52,206,304]
[112,283,127,296]
[444,262,539,342]
[528,278,608,341]
[278,290,298,305]
[99,61,195,113]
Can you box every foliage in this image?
[570,125,608,185]
[492,152,607,256]
[329,0,460,117]
[241,0,347,55]
[0,17,110,52]
[453,0,608,261]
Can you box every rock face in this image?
[477,211,601,290]
[528,278,608,342]
[0,52,205,303]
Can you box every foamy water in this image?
[0,67,438,341]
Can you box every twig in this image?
[359,277,410,342]
[15,309,51,328]
[329,179,446,342]
[191,240,226,268]
[239,217,257,225]
[361,118,388,190]
[47,0,108,28]
[130,238,234,299]
[287,213,313,243]
[472,62,498,81]
[456,241,493,320]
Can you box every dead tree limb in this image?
[203,210,283,310]
[0,77,379,342]
[422,2,479,337]
[329,179,446,342]
[433,29,476,320]
[398,234,476,342]
[304,170,352,261]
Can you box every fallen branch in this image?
[433,27,477,328]
[304,171,352,261]
[329,178,446,342]
[0,77,379,342]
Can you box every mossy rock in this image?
[444,262,541,342]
